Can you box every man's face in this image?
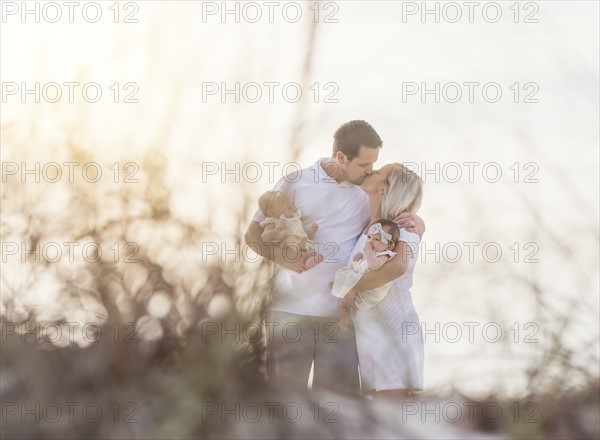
[361,163,397,194]
[341,146,380,185]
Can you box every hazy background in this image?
[1,1,599,437]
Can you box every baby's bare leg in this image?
[278,236,322,268]
[298,237,309,250]
[304,251,323,269]
[339,301,350,332]
[307,223,319,240]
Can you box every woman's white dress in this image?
[352,228,424,392]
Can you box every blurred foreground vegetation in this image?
[1,137,599,439]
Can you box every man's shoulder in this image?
[280,161,321,186]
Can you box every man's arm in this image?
[352,241,412,291]
[244,221,315,274]
[261,222,285,243]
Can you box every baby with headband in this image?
[329,219,400,330]
[257,190,323,269]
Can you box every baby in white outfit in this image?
[258,190,323,269]
[330,219,400,330]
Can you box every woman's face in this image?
[361,163,397,194]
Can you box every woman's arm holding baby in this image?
[353,241,411,291]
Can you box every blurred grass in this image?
[1,115,599,438]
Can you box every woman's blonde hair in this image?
[380,163,423,220]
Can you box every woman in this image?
[347,163,424,400]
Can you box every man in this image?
[244,120,424,395]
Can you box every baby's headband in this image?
[368,223,392,244]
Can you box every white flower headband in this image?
[368,223,392,244]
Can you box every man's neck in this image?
[320,158,345,183]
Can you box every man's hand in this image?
[246,221,319,274]
[393,212,425,238]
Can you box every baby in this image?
[258,190,323,269]
[330,219,400,330]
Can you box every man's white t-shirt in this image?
[252,158,371,318]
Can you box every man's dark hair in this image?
[332,120,383,161]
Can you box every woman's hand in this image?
[393,212,425,237]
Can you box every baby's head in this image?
[258,190,295,218]
[366,219,400,252]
